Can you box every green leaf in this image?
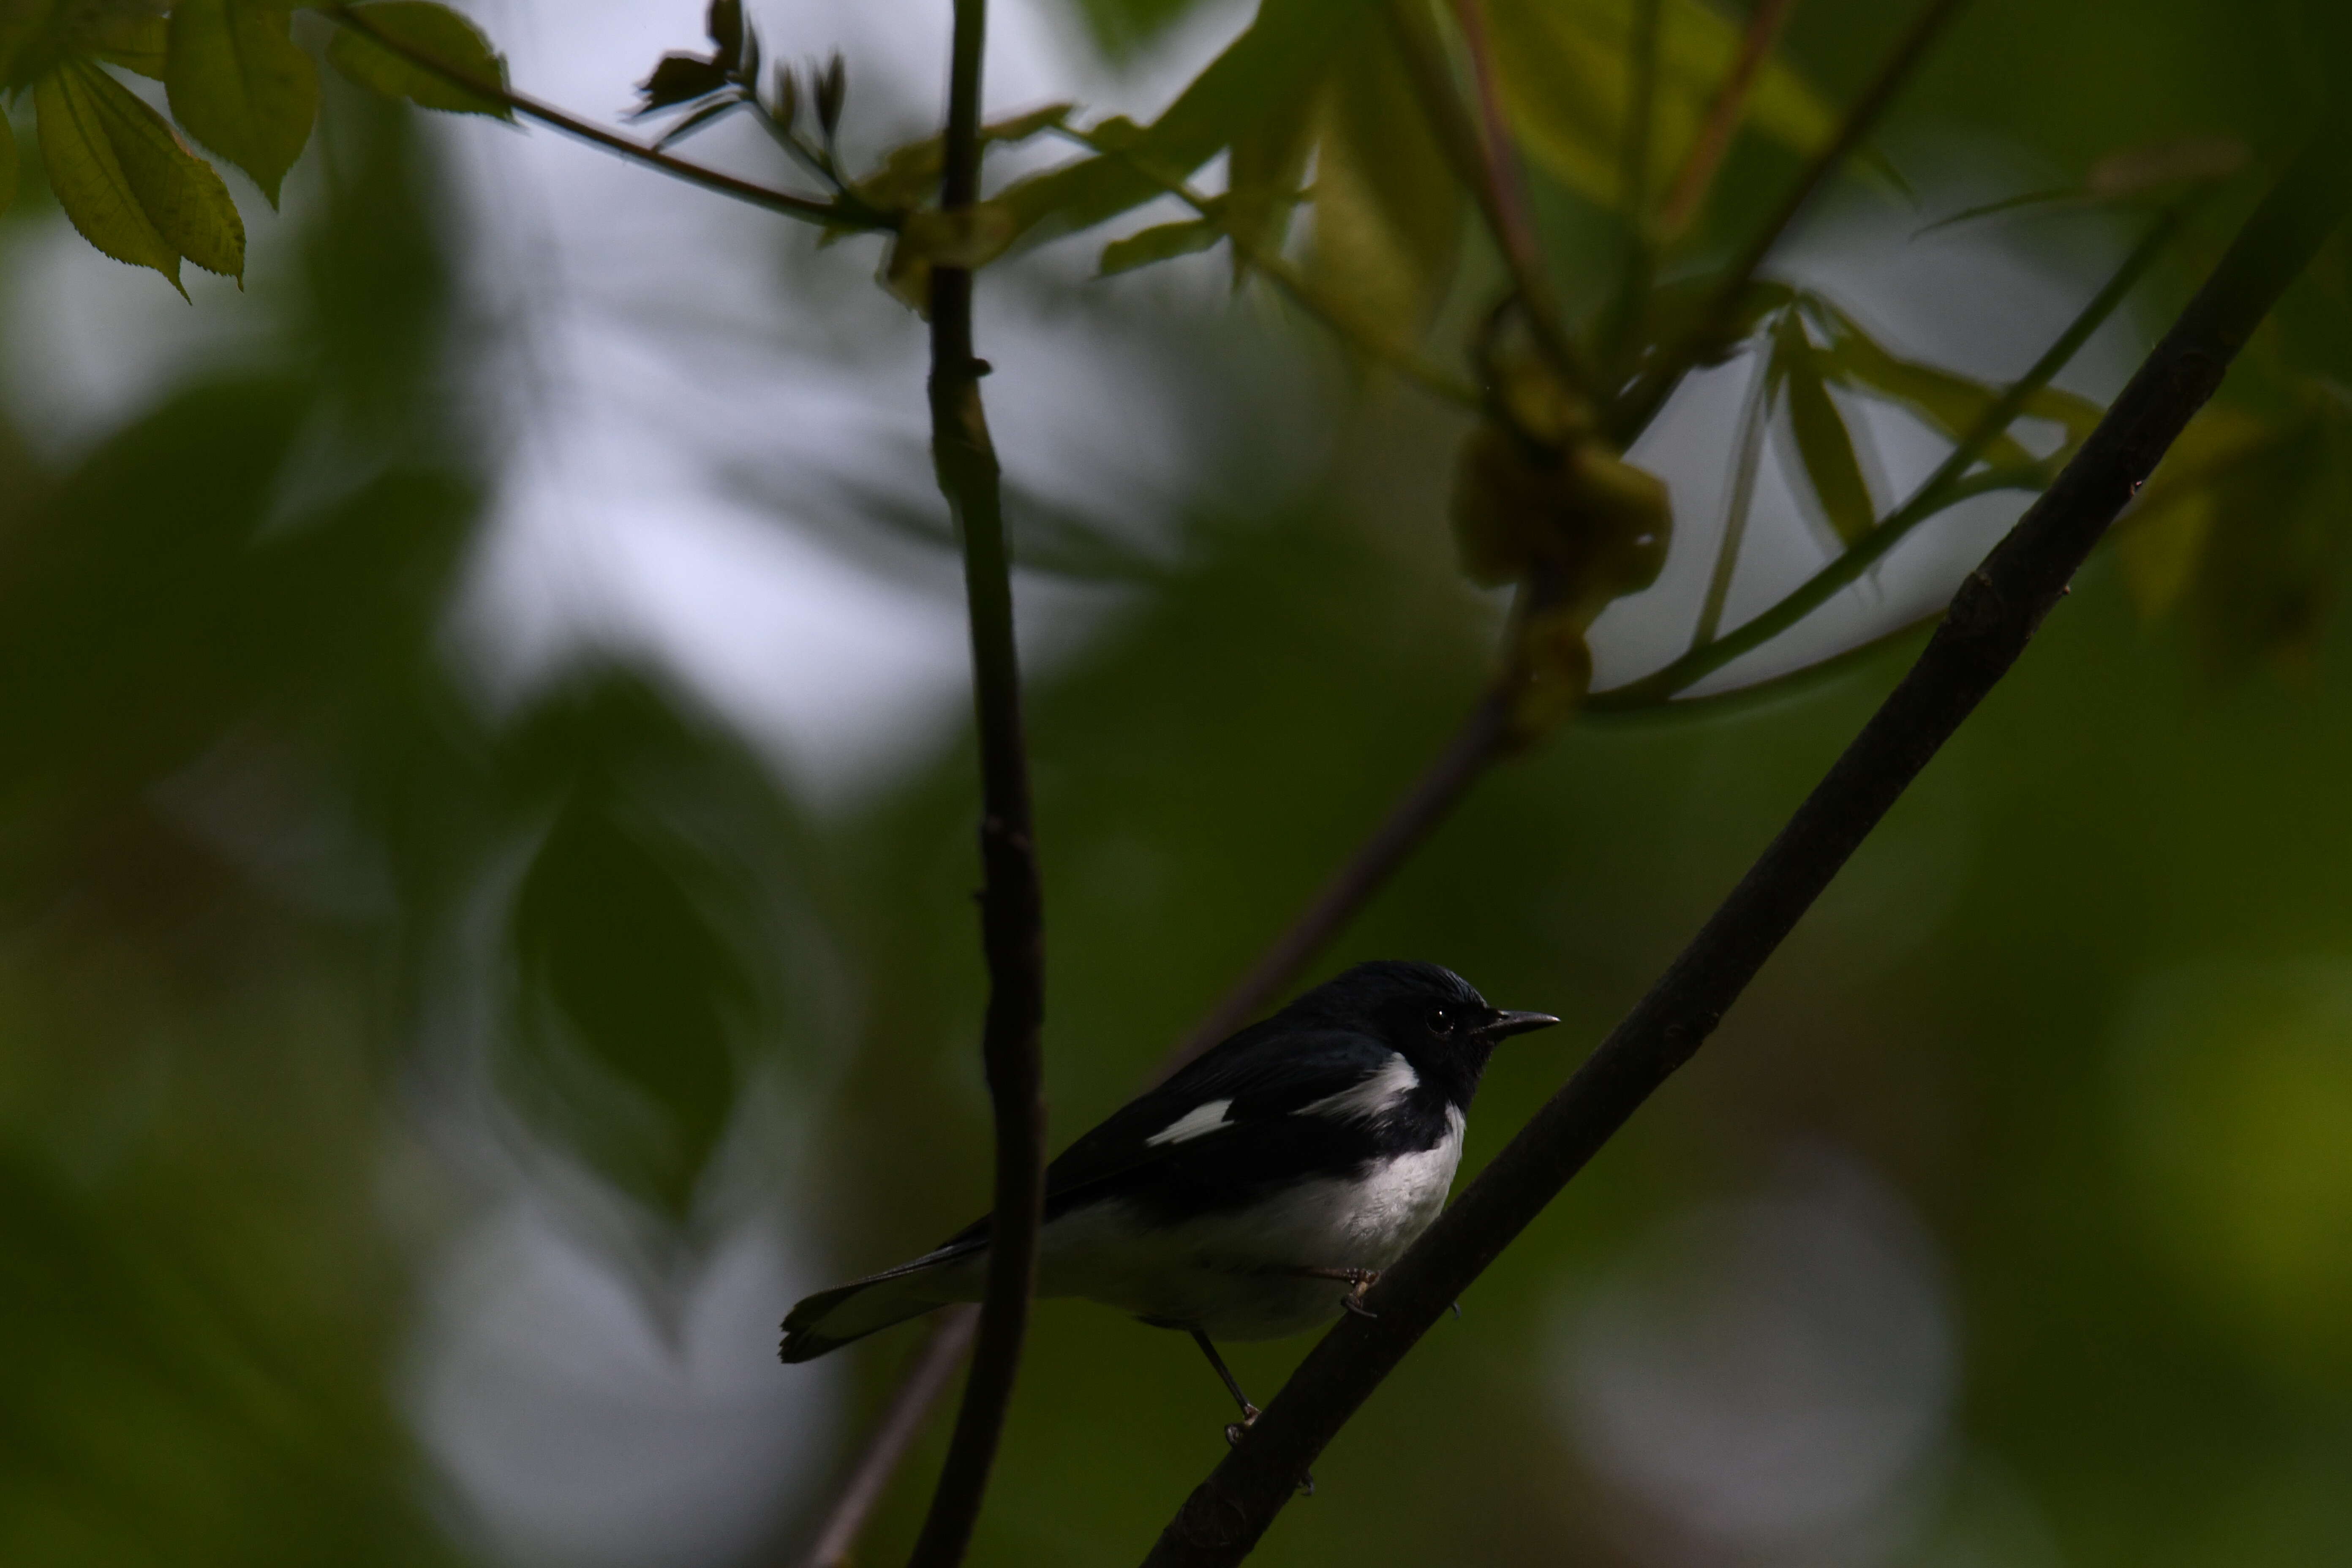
[0,0,68,89]
[1802,296,2038,469]
[854,101,1073,212]
[1309,25,1460,352]
[1486,0,1834,213]
[993,0,1377,246]
[166,0,319,205]
[81,4,168,79]
[326,1,512,120]
[1098,215,1223,275]
[1224,72,1315,283]
[36,57,246,294]
[1776,313,1875,547]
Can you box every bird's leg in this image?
[1189,1331,1260,1442]
[1290,1265,1380,1317]
[1192,1331,1317,1495]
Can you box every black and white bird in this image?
[779,960,1557,1433]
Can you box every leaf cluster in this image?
[0,0,508,294]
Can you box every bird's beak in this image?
[1481,1009,1561,1040]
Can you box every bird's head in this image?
[1285,960,1559,1100]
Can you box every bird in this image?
[779,960,1558,1443]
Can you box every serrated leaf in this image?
[37,57,246,293]
[635,52,729,114]
[81,4,167,79]
[1777,314,1875,547]
[327,1,511,120]
[1486,0,1834,213]
[1309,25,1459,352]
[1098,215,1222,275]
[166,0,318,205]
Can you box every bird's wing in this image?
[936,1024,1399,1248]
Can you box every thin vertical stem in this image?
[1608,0,1971,443]
[903,0,1049,1561]
[1691,321,1781,648]
[1656,0,1801,238]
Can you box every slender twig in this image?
[903,1,1048,1564]
[317,5,882,228]
[798,1307,980,1568]
[1690,315,1783,648]
[1143,103,2352,1568]
[1608,0,1970,444]
[1391,0,1592,392]
[1598,0,1665,375]
[1656,0,1801,238]
[1161,689,1515,1073]
[1598,202,2182,708]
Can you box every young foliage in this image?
[166,0,320,206]
[1308,26,1461,346]
[35,55,245,294]
[326,0,512,119]
[1484,0,1832,214]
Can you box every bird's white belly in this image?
[1039,1112,1466,1340]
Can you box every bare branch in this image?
[1141,105,2352,1568]
[903,0,1049,1562]
[795,1308,979,1568]
[318,5,877,228]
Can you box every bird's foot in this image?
[1222,1402,1262,1448]
[1293,1265,1381,1317]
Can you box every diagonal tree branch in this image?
[1142,105,2352,1568]
[902,0,1049,1563]
[318,4,878,227]
[1655,0,1802,238]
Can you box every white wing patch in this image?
[1292,1054,1419,1123]
[1144,1097,1235,1147]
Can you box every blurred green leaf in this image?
[326,1,512,120]
[81,2,167,79]
[1224,80,1315,283]
[502,683,786,1221]
[995,0,1374,246]
[1486,0,1834,213]
[1099,214,1222,275]
[2118,391,2352,671]
[854,101,1073,212]
[1309,26,1460,350]
[1776,312,1876,547]
[167,0,319,205]
[35,56,246,294]
[0,0,68,88]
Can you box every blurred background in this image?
[4,0,2351,1565]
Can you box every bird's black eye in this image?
[1426,1007,1455,1036]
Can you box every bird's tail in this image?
[778,1241,987,1363]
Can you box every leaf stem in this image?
[1141,98,2352,1568]
[1388,0,1593,393]
[1656,0,1801,238]
[902,0,1048,1562]
[1690,315,1783,649]
[1596,201,2181,708]
[317,4,887,229]
[1608,0,1970,444]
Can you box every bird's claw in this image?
[1340,1291,1378,1319]
[1223,1403,1262,1448]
